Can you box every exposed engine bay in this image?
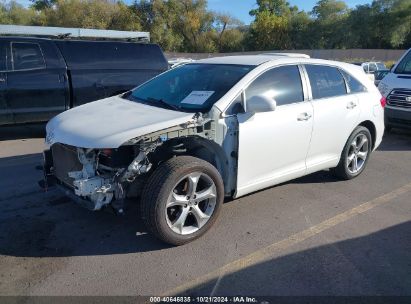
[43,113,235,214]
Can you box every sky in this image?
[206,0,373,24]
[16,0,373,25]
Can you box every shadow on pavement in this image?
[378,129,411,152]
[0,195,170,257]
[178,221,411,296]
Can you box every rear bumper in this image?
[385,107,411,129]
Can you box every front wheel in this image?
[331,126,372,180]
[140,156,224,245]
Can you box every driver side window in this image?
[245,65,304,107]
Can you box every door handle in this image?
[0,78,5,83]
[347,101,358,109]
[297,112,312,121]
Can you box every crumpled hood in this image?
[46,96,195,148]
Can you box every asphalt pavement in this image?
[0,125,410,296]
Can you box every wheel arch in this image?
[148,136,229,194]
[358,120,377,149]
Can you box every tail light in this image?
[380,96,386,108]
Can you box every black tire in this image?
[331,126,372,180]
[140,156,224,245]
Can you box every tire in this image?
[331,126,372,180]
[140,156,224,245]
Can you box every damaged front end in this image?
[42,113,218,214]
[43,140,157,214]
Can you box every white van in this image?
[378,48,411,130]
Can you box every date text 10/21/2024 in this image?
[149,296,259,303]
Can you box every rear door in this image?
[6,40,68,124]
[304,64,361,174]
[0,41,12,125]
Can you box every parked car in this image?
[362,61,387,74]
[378,48,411,130]
[43,55,384,245]
[374,69,390,86]
[361,62,387,82]
[0,34,168,125]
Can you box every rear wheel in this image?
[331,126,372,180]
[140,156,224,245]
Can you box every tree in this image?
[372,0,411,48]
[30,0,57,10]
[35,0,141,31]
[310,0,350,48]
[346,0,411,49]
[0,0,410,52]
[0,1,38,25]
[288,10,313,49]
[213,13,244,52]
[250,0,296,17]
[248,0,310,50]
[248,10,290,50]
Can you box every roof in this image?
[196,55,289,66]
[263,52,310,58]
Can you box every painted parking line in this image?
[163,181,411,296]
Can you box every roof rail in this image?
[0,24,150,42]
[263,52,310,58]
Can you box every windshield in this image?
[394,50,411,74]
[125,64,254,112]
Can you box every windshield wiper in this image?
[147,97,180,111]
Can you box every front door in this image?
[236,65,313,198]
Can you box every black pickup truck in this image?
[0,37,168,125]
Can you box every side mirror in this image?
[246,95,277,113]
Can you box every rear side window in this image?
[11,42,45,71]
[340,69,367,93]
[305,65,347,99]
[246,65,304,106]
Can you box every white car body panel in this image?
[236,102,314,197]
[46,96,194,148]
[305,94,361,174]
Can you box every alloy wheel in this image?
[346,133,369,174]
[165,171,217,235]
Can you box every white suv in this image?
[43,55,384,245]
